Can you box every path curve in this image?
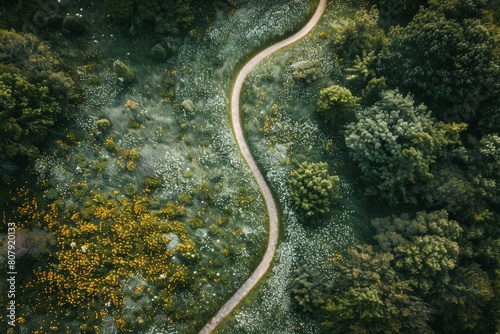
[199,1,327,333]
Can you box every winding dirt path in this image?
[198,1,327,333]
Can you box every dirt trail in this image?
[198,1,327,332]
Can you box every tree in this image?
[0,73,61,159]
[372,210,462,296]
[330,7,388,63]
[290,264,328,312]
[438,264,494,332]
[417,133,500,218]
[289,161,340,217]
[317,85,359,127]
[377,0,500,130]
[344,90,466,205]
[369,0,428,28]
[394,235,459,294]
[323,245,432,333]
[0,29,75,165]
[467,134,500,204]
[105,0,194,35]
[360,76,386,105]
[419,162,477,215]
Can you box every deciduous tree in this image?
[372,210,462,295]
[289,161,340,217]
[324,245,432,333]
[345,90,466,205]
[377,0,500,130]
[317,85,359,127]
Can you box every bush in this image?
[143,176,162,189]
[317,85,359,127]
[0,29,76,165]
[151,43,167,61]
[0,72,61,159]
[291,60,324,83]
[289,161,340,217]
[290,264,327,312]
[113,60,135,84]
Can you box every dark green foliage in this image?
[345,51,378,92]
[494,269,500,332]
[373,210,462,295]
[324,245,432,333]
[438,264,494,332]
[428,0,491,20]
[104,0,135,22]
[313,2,500,332]
[330,7,388,63]
[0,29,75,164]
[151,43,167,62]
[136,0,193,35]
[369,0,428,28]
[187,217,203,229]
[467,134,500,204]
[420,133,500,217]
[0,72,60,158]
[289,161,340,217]
[161,71,178,103]
[334,7,389,92]
[360,76,386,105]
[177,193,192,206]
[143,176,162,189]
[419,162,477,215]
[105,0,194,35]
[0,30,75,104]
[291,60,324,83]
[317,85,359,127]
[62,15,87,35]
[322,210,497,332]
[345,90,466,205]
[378,0,500,130]
[290,264,328,312]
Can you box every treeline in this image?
[291,0,499,332]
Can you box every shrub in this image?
[289,161,340,217]
[317,85,359,127]
[113,60,135,84]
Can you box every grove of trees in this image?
[293,0,500,332]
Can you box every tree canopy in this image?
[345,90,466,205]
[330,7,388,63]
[378,0,500,131]
[317,85,359,127]
[104,0,195,35]
[289,161,340,217]
[324,245,432,333]
[0,29,76,170]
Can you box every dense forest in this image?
[0,0,499,333]
[290,0,500,332]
